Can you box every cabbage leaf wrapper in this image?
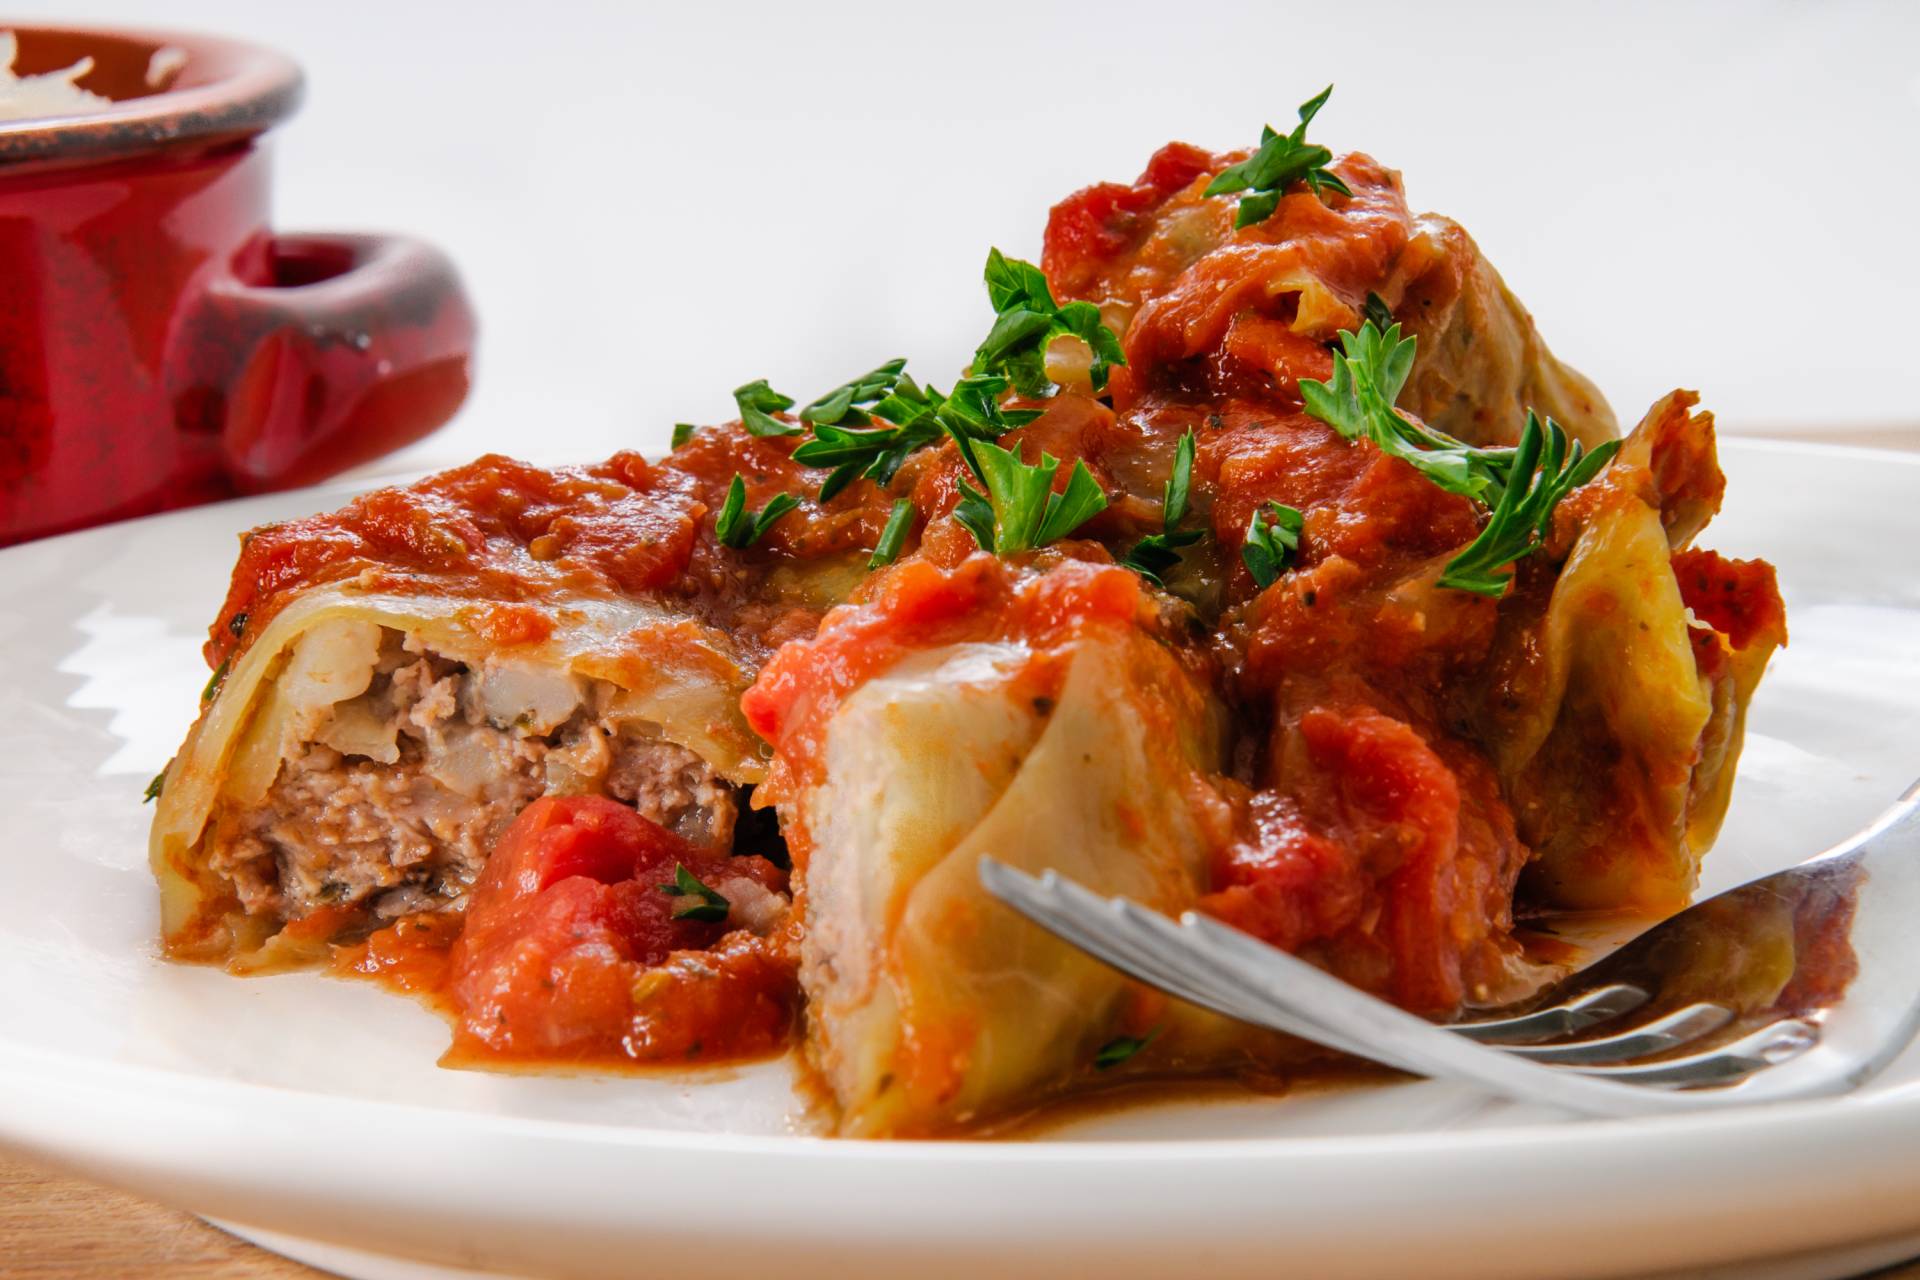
[1472,391,1787,913]
[152,588,765,969]
[745,556,1236,1136]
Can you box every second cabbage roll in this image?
[1041,144,1616,450]
[745,555,1229,1136]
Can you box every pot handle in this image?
[207,232,476,491]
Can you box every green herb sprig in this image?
[201,658,229,704]
[660,864,730,922]
[971,250,1127,398]
[714,474,799,548]
[1241,500,1304,589]
[799,358,909,428]
[1300,320,1509,501]
[1436,412,1619,597]
[1094,1028,1160,1070]
[792,370,1037,501]
[869,498,916,569]
[950,439,1108,556]
[1361,291,1395,333]
[1204,86,1351,228]
[733,379,800,438]
[1299,320,1619,596]
[1120,429,1204,585]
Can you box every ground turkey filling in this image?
[204,634,738,925]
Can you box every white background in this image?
[19,0,1920,471]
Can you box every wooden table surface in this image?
[8,426,1919,1279]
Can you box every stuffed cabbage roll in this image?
[151,442,882,970]
[744,556,1232,1135]
[1042,144,1616,449]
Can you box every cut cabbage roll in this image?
[151,448,868,969]
[152,590,765,967]
[745,556,1232,1135]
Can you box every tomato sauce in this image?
[206,427,919,673]
[445,796,795,1067]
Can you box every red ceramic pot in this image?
[0,24,476,546]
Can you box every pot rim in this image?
[0,22,302,170]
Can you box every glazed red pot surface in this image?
[0,25,475,545]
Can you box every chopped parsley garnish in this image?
[672,422,698,449]
[733,379,800,438]
[1362,291,1395,333]
[713,474,799,549]
[792,372,943,501]
[1204,86,1350,228]
[869,498,916,569]
[971,249,1126,398]
[792,370,1037,502]
[1094,1028,1159,1069]
[1436,411,1619,597]
[1120,428,1204,585]
[1300,320,1507,501]
[659,864,730,923]
[1241,500,1304,589]
[799,358,908,427]
[200,658,229,704]
[142,768,166,804]
[950,439,1108,556]
[940,372,1044,441]
[1300,319,1619,596]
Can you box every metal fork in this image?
[979,780,1920,1116]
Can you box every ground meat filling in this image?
[204,633,739,925]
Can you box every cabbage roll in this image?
[152,446,868,969]
[1042,145,1615,449]
[745,556,1232,1135]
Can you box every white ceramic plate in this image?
[3,440,1919,1280]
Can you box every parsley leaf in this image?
[939,373,1043,451]
[799,358,909,427]
[672,422,697,449]
[1242,500,1304,589]
[792,370,1036,502]
[142,767,167,804]
[1121,428,1206,584]
[1300,319,1619,594]
[1300,320,1509,501]
[659,864,730,923]
[950,439,1108,556]
[714,474,799,548]
[1094,1028,1160,1070]
[1204,86,1351,228]
[869,498,916,569]
[201,658,230,704]
[1438,412,1620,597]
[1362,291,1395,333]
[733,379,800,438]
[972,249,1127,398]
